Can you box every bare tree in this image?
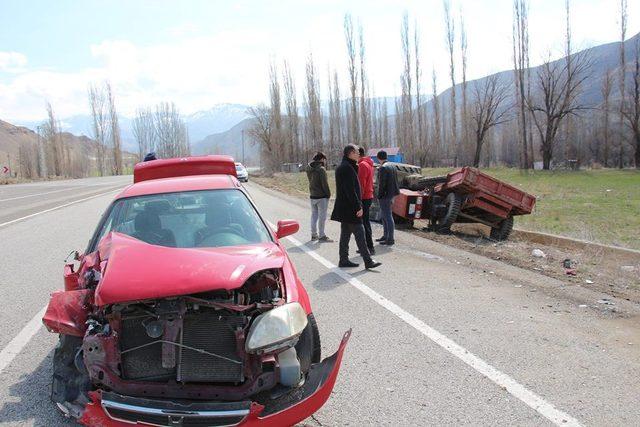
[328,69,342,165]
[617,0,628,168]
[400,12,415,163]
[268,60,284,165]
[44,102,65,176]
[344,14,359,144]
[133,108,155,160]
[106,81,123,174]
[470,75,511,167]
[88,84,109,175]
[528,51,592,169]
[432,69,442,165]
[600,70,614,165]
[459,9,470,164]
[358,21,370,147]
[443,0,457,165]
[512,0,531,169]
[282,60,300,162]
[622,39,640,168]
[154,102,190,159]
[414,19,426,164]
[248,104,275,175]
[304,53,323,155]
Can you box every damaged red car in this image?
[42,156,350,426]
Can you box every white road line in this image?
[0,187,76,202]
[278,228,582,427]
[0,186,122,229]
[0,306,47,373]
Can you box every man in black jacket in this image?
[376,150,400,246]
[331,145,382,269]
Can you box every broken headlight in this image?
[245,302,308,354]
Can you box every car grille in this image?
[120,311,246,383]
[102,392,251,427]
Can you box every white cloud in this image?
[0,0,638,123]
[0,51,27,72]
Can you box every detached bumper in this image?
[78,330,350,427]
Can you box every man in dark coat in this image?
[331,144,381,269]
[376,150,400,246]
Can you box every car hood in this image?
[94,232,285,306]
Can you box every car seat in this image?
[131,211,177,247]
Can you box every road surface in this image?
[0,176,638,426]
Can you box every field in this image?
[253,168,640,250]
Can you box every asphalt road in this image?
[0,176,638,426]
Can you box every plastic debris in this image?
[563,258,577,276]
[597,299,614,305]
[585,279,594,284]
[532,249,546,258]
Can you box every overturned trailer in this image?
[386,166,536,241]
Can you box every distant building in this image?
[367,147,404,164]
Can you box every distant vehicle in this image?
[235,162,249,182]
[42,156,349,426]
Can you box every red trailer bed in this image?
[436,167,536,217]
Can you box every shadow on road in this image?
[0,350,73,426]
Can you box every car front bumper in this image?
[77,330,350,427]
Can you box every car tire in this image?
[490,215,514,241]
[295,313,322,375]
[51,334,89,404]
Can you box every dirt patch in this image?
[409,222,640,305]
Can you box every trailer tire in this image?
[490,215,514,241]
[436,192,461,232]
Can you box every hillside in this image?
[0,118,136,178]
[427,31,640,114]
[191,118,259,165]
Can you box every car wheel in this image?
[51,334,90,405]
[295,313,322,375]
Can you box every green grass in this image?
[254,168,640,250]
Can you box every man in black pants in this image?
[330,144,382,269]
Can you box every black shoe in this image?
[380,240,395,246]
[338,260,359,268]
[365,260,382,269]
[375,237,387,242]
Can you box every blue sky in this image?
[1,0,638,122]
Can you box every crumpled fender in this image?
[77,330,351,427]
[42,289,92,337]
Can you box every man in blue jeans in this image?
[376,150,400,246]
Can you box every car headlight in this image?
[245,303,308,354]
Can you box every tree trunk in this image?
[473,139,482,167]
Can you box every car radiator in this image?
[120,311,246,383]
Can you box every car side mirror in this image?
[276,220,299,239]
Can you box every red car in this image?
[42,156,350,426]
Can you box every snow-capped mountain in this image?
[184,103,251,142]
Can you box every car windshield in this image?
[91,189,271,249]
[235,165,244,171]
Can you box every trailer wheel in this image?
[490,215,514,241]
[435,192,462,232]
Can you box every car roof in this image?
[116,174,241,199]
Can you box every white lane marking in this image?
[0,306,47,374]
[0,187,76,202]
[0,186,122,229]
[273,223,582,427]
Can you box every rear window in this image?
[90,189,271,250]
